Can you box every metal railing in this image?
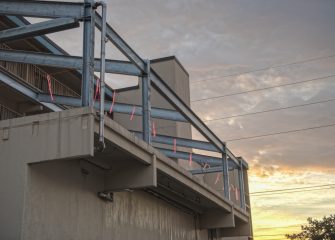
[0,104,22,120]
[0,43,79,97]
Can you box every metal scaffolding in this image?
[0,0,247,209]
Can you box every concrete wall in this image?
[21,159,207,240]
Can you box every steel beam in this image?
[36,94,186,122]
[0,70,62,112]
[237,158,246,210]
[190,166,224,175]
[0,18,80,43]
[157,148,237,168]
[142,60,151,143]
[137,132,219,152]
[0,49,141,76]
[82,0,95,106]
[222,145,230,199]
[95,12,224,152]
[95,13,145,72]
[0,1,85,19]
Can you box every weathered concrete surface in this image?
[0,108,94,240]
[0,108,251,240]
[21,159,207,240]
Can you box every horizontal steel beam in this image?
[0,70,62,112]
[190,166,225,175]
[157,148,237,169]
[0,49,141,76]
[0,18,80,43]
[95,13,224,152]
[37,94,186,122]
[132,131,220,152]
[0,1,85,19]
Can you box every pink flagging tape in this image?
[93,78,100,103]
[189,152,193,166]
[173,138,177,153]
[152,121,157,137]
[46,74,54,101]
[235,188,239,200]
[214,173,220,185]
[109,91,116,114]
[130,106,136,120]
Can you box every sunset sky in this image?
[43,0,335,239]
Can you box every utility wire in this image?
[204,97,335,122]
[191,54,335,85]
[192,74,335,103]
[251,184,335,195]
[155,97,335,131]
[251,186,335,197]
[225,122,335,142]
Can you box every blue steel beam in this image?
[0,18,80,43]
[0,1,85,19]
[142,60,151,143]
[156,148,237,169]
[0,49,141,76]
[95,12,224,153]
[0,70,63,112]
[82,0,95,106]
[37,94,186,122]
[189,166,235,175]
[133,132,219,152]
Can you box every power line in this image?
[203,97,335,123]
[191,54,335,85]
[251,184,335,194]
[251,186,335,197]
[192,74,335,103]
[225,122,335,142]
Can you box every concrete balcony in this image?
[0,107,252,240]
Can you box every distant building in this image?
[0,11,252,240]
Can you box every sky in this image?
[43,0,335,239]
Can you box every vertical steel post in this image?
[82,0,95,106]
[238,161,246,209]
[98,1,107,150]
[222,143,230,199]
[142,60,151,143]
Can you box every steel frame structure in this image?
[0,0,247,209]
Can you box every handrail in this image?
[0,43,79,97]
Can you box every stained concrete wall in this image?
[21,159,207,240]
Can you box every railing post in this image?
[238,160,246,209]
[222,143,230,200]
[142,59,151,143]
[82,0,95,106]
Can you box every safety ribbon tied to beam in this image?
[46,74,54,101]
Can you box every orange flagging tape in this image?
[152,121,156,137]
[130,106,136,120]
[189,152,193,166]
[109,91,116,113]
[214,173,220,185]
[93,78,100,103]
[173,138,177,153]
[46,74,54,101]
